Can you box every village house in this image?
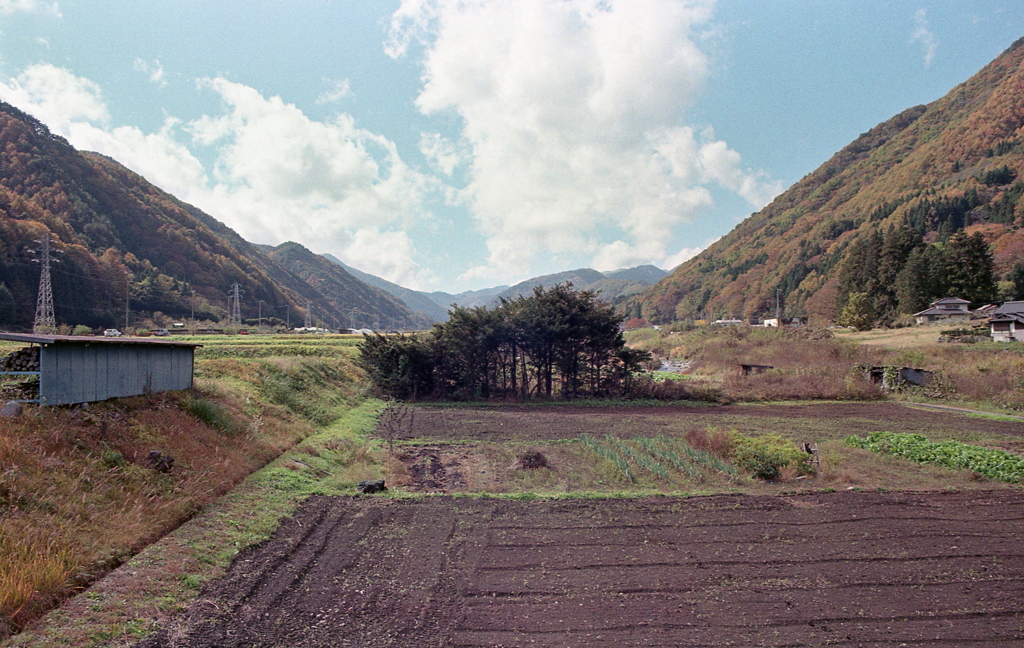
[914,297,971,325]
[988,301,1024,342]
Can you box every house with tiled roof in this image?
[989,301,1024,342]
[914,297,971,325]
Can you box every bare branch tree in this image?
[375,399,414,456]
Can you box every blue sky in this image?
[0,1,1021,292]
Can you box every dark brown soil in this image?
[136,489,1024,647]
[402,402,1024,444]
[398,445,470,492]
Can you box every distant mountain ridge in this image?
[322,254,450,323]
[322,253,666,322]
[630,37,1024,324]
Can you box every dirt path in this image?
[136,489,1024,648]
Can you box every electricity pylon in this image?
[231,283,242,326]
[33,232,56,333]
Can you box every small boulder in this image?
[357,479,387,494]
[0,401,23,418]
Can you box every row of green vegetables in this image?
[846,431,1024,483]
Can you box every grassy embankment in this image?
[0,334,382,644]
[626,324,1024,412]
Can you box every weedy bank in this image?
[0,334,367,640]
[626,324,1024,411]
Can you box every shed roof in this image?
[993,301,1024,315]
[0,333,200,348]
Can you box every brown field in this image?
[399,401,1024,444]
[129,402,1024,647]
[136,490,1024,648]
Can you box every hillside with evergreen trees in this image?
[629,37,1024,325]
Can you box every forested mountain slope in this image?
[630,37,1024,325]
[264,243,432,329]
[0,102,424,330]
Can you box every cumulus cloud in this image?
[390,0,779,281]
[316,77,351,105]
[0,63,109,127]
[911,9,938,68]
[0,64,435,289]
[419,131,465,176]
[0,0,60,16]
[133,58,166,87]
[341,228,435,289]
[662,239,717,271]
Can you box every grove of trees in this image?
[836,228,997,326]
[358,284,650,401]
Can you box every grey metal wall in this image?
[38,342,194,406]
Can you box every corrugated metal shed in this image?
[0,333,201,406]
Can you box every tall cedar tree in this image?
[944,231,998,304]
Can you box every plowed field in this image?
[138,489,1024,648]
[401,401,1024,443]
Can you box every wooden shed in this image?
[0,333,200,406]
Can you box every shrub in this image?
[183,396,241,435]
[684,427,735,458]
[731,433,808,480]
[626,374,724,402]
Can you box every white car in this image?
[103,329,121,337]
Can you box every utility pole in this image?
[304,299,312,329]
[125,280,131,331]
[258,300,265,332]
[231,283,242,326]
[775,289,782,324]
[33,232,56,333]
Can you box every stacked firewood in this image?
[0,347,40,372]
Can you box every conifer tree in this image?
[943,231,997,304]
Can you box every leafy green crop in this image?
[846,431,1024,482]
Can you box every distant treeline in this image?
[358,284,650,400]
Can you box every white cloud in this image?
[391,0,778,280]
[341,228,435,290]
[0,63,109,127]
[419,131,465,176]
[316,77,351,105]
[133,58,166,87]
[0,64,435,288]
[0,0,60,16]
[662,239,717,271]
[911,9,938,68]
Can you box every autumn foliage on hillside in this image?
[630,37,1024,325]
[0,102,423,331]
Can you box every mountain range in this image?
[2,37,1023,331]
[0,102,663,332]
